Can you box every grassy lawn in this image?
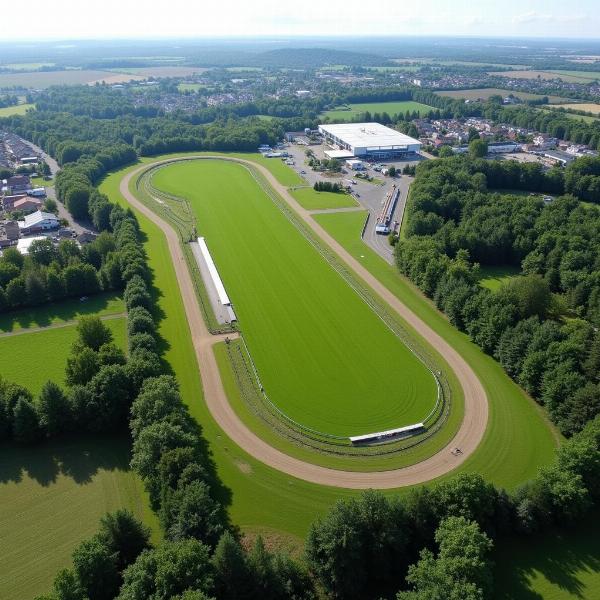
[152,160,437,437]
[478,265,521,291]
[0,436,154,600]
[0,102,35,117]
[321,101,435,122]
[30,175,55,188]
[493,511,600,599]
[0,292,124,333]
[0,317,127,395]
[290,186,358,210]
[178,83,206,92]
[99,152,559,544]
[312,210,558,487]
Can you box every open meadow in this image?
[0,437,150,600]
[493,510,600,599]
[435,88,569,104]
[321,100,435,122]
[152,160,438,437]
[0,102,35,117]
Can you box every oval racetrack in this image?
[120,156,489,489]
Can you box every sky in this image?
[2,0,599,40]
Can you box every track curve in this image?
[119,156,488,489]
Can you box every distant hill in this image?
[247,48,390,69]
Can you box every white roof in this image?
[20,211,58,228]
[319,122,420,149]
[349,422,424,443]
[16,236,46,255]
[324,149,354,159]
[197,237,230,306]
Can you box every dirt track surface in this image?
[119,157,488,489]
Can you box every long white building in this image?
[319,122,421,159]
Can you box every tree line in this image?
[397,155,600,435]
[0,234,122,312]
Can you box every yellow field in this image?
[492,70,600,83]
[554,103,600,115]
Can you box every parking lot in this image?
[282,141,425,264]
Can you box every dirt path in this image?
[119,157,488,489]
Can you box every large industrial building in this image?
[318,122,421,159]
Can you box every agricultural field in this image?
[491,69,600,83]
[392,58,530,69]
[1,62,55,70]
[0,69,145,89]
[0,436,151,600]
[0,317,126,395]
[435,88,570,104]
[110,66,209,78]
[291,186,358,210]
[493,510,600,599]
[553,102,600,115]
[320,100,435,122]
[152,160,437,437]
[0,102,35,117]
[100,153,557,543]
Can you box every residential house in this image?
[12,197,42,213]
[2,194,27,211]
[0,220,20,247]
[2,175,31,194]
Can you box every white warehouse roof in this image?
[319,122,420,152]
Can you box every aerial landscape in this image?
[1,1,600,599]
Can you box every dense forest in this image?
[398,155,600,436]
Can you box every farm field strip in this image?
[320,100,435,121]
[152,160,438,438]
[435,88,570,104]
[552,102,600,115]
[491,69,600,83]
